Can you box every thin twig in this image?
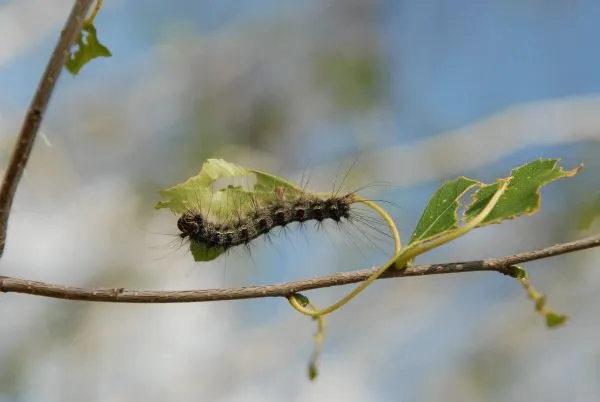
[1,235,599,303]
[0,0,96,257]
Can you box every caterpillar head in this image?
[177,211,204,239]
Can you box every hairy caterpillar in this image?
[177,193,355,251]
[157,159,393,262]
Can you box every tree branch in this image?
[0,0,96,258]
[1,235,599,303]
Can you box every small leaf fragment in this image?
[189,241,224,262]
[308,362,319,381]
[545,312,568,328]
[535,295,546,312]
[290,293,310,307]
[66,23,111,75]
[465,159,582,226]
[506,265,528,279]
[515,272,568,330]
[408,177,479,245]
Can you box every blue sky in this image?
[5,1,600,142]
[382,0,600,141]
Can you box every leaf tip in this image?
[545,312,568,328]
[308,363,319,381]
[566,163,584,177]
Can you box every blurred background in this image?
[2,0,600,400]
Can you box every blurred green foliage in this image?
[313,51,383,112]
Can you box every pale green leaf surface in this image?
[156,159,304,216]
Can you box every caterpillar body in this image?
[157,158,391,262]
[178,193,355,251]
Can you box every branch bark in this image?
[0,0,95,258]
[1,235,599,303]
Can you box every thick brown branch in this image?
[1,235,599,303]
[0,0,95,257]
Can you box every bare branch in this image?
[0,0,96,257]
[1,235,599,303]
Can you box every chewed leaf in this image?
[465,159,582,226]
[156,159,255,216]
[156,159,308,261]
[408,177,479,245]
[156,159,305,216]
[155,181,211,216]
[66,23,111,75]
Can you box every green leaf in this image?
[506,265,528,280]
[308,363,318,381]
[291,293,310,307]
[545,312,568,328]
[408,177,479,245]
[465,159,582,226]
[189,241,225,262]
[156,159,307,261]
[535,295,547,312]
[156,158,304,216]
[66,23,111,75]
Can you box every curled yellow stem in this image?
[289,179,510,318]
[288,195,401,317]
